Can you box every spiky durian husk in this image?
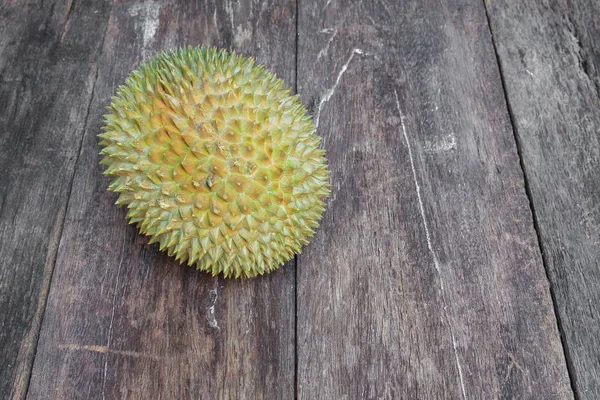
[98,47,330,278]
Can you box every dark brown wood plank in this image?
[27,1,296,398]
[296,0,573,398]
[0,1,112,398]
[485,0,600,397]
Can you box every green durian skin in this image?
[98,47,330,278]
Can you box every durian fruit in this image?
[98,47,330,278]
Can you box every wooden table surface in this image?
[1,0,599,399]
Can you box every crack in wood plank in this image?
[59,0,76,41]
[317,28,338,61]
[58,344,161,361]
[563,14,600,98]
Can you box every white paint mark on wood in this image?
[58,344,161,360]
[314,49,364,130]
[423,134,457,153]
[129,1,161,59]
[224,0,235,32]
[142,3,160,58]
[207,286,220,330]
[234,25,253,48]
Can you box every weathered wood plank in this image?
[27,1,296,398]
[0,1,112,398]
[485,0,600,397]
[296,0,573,398]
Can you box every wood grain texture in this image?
[485,0,600,397]
[0,1,112,398]
[26,0,296,398]
[296,0,573,398]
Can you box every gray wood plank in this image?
[485,0,600,397]
[0,1,112,398]
[26,1,296,398]
[296,0,573,398]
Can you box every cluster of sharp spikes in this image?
[99,48,330,278]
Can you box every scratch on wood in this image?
[314,48,364,130]
[450,326,468,400]
[58,344,161,360]
[393,90,443,288]
[503,353,526,384]
[377,0,393,18]
[165,315,170,353]
[317,28,338,61]
[165,315,170,394]
[101,244,125,400]
[395,90,467,400]
[255,0,268,28]
[60,0,76,41]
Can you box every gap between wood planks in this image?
[481,1,579,399]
